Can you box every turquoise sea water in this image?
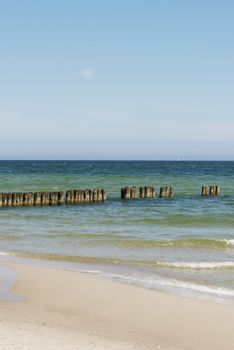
[0,161,234,303]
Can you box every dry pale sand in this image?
[0,262,234,350]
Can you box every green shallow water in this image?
[0,161,234,303]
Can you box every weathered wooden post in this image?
[74,190,79,204]
[41,192,49,205]
[160,187,165,198]
[201,186,209,196]
[78,189,84,203]
[97,189,102,202]
[215,185,220,195]
[23,193,28,206]
[102,189,107,201]
[84,189,90,202]
[34,192,42,206]
[12,193,17,207]
[139,187,145,198]
[89,190,93,202]
[160,186,173,198]
[93,189,98,202]
[145,186,151,198]
[7,193,12,206]
[209,185,215,196]
[0,193,2,207]
[121,187,131,199]
[66,190,74,205]
[28,192,34,206]
[49,192,58,206]
[2,193,7,207]
[145,186,156,198]
[130,186,138,199]
[168,186,173,197]
[18,193,23,206]
[58,191,65,205]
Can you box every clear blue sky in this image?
[0,0,233,160]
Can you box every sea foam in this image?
[162,261,234,269]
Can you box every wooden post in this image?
[28,192,34,206]
[93,189,98,202]
[7,193,12,206]
[70,190,75,204]
[215,185,220,196]
[84,189,90,202]
[18,193,23,206]
[139,187,145,198]
[74,190,79,204]
[152,186,156,198]
[130,186,138,199]
[0,193,2,207]
[66,190,74,205]
[145,186,152,198]
[58,191,65,205]
[34,192,42,206]
[209,185,215,196]
[102,189,107,201]
[78,189,84,203]
[50,192,58,206]
[12,193,17,207]
[89,190,93,202]
[23,193,28,206]
[121,187,131,199]
[160,187,164,198]
[97,189,102,202]
[41,192,49,205]
[2,193,7,207]
[160,186,173,198]
[201,186,209,196]
[12,193,18,207]
[166,186,173,198]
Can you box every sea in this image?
[0,160,234,304]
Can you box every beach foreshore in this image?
[0,262,234,350]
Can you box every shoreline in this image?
[1,252,234,305]
[0,261,234,349]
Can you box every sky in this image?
[0,0,233,160]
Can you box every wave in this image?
[1,250,234,302]
[0,234,18,241]
[162,261,234,269]
[4,251,234,271]
[114,274,234,298]
[0,251,11,256]
[222,239,234,246]
[83,237,234,249]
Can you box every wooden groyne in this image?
[0,189,106,208]
[121,186,173,199]
[159,186,173,198]
[121,186,156,199]
[201,185,220,196]
[0,184,222,209]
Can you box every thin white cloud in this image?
[80,68,95,79]
[152,107,225,114]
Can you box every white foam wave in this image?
[222,239,234,246]
[0,252,11,257]
[113,274,234,298]
[162,261,234,269]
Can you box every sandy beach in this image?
[0,262,233,350]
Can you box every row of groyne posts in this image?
[0,184,220,208]
[0,189,106,207]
